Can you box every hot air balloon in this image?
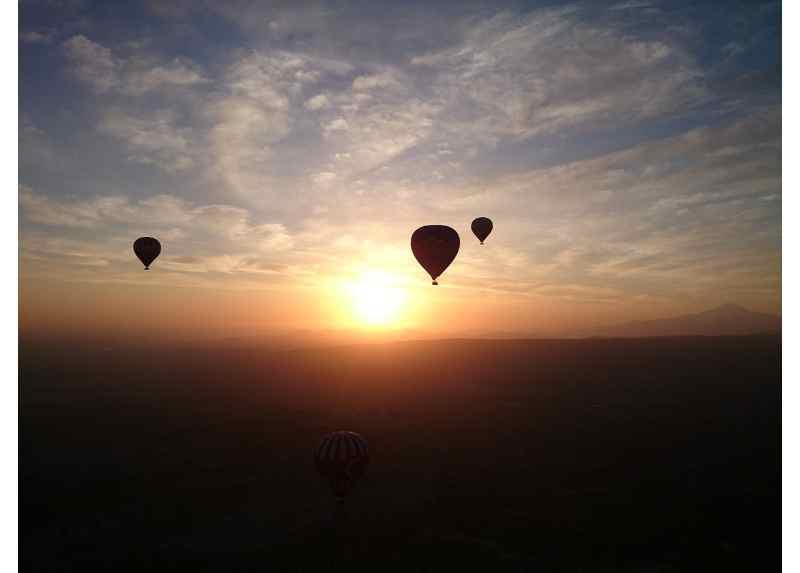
[411,225,460,285]
[133,237,161,270]
[315,431,370,501]
[471,217,493,245]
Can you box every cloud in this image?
[98,109,195,172]
[411,8,706,140]
[721,42,745,58]
[609,1,654,10]
[123,59,209,95]
[19,115,62,168]
[311,88,440,182]
[305,94,331,111]
[63,35,208,95]
[224,50,349,101]
[383,104,779,308]
[305,93,330,110]
[323,117,348,134]
[21,234,119,265]
[204,50,354,199]
[311,171,337,186]
[63,35,118,92]
[206,94,290,197]
[21,186,101,228]
[20,188,294,272]
[21,186,188,229]
[352,72,399,91]
[60,10,708,203]
[20,30,55,44]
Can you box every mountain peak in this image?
[585,303,780,338]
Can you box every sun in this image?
[345,271,407,327]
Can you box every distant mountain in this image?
[582,304,781,338]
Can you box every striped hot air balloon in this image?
[314,431,370,500]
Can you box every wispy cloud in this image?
[98,109,195,172]
[63,35,119,92]
[63,35,209,95]
[305,93,331,110]
[20,187,295,277]
[609,1,654,10]
[20,29,55,44]
[411,8,706,141]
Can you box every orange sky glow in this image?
[19,2,781,343]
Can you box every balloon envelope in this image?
[471,217,493,244]
[411,225,460,285]
[133,237,161,270]
[314,431,370,500]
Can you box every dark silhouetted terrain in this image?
[22,335,779,571]
[583,304,780,338]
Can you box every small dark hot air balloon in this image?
[411,225,460,285]
[471,217,493,245]
[133,237,161,270]
[315,431,370,502]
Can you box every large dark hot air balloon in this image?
[315,431,370,501]
[411,225,460,285]
[471,217,493,245]
[133,237,161,270]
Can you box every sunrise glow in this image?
[17,1,781,341]
[344,271,407,327]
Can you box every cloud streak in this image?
[63,35,209,95]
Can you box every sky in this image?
[18,0,782,342]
